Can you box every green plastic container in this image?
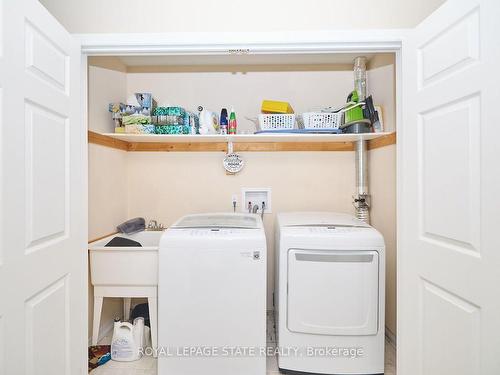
[344,90,364,124]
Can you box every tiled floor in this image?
[92,312,396,374]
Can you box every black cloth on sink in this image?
[104,237,142,247]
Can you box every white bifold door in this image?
[0,1,86,374]
[400,0,500,374]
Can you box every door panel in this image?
[0,1,85,374]
[418,7,479,88]
[0,0,3,372]
[287,249,379,336]
[420,280,480,375]
[420,94,480,252]
[25,101,69,251]
[25,276,70,375]
[400,0,500,374]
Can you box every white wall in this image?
[40,0,445,33]
[367,59,396,133]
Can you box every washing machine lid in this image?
[278,212,369,228]
[172,213,260,229]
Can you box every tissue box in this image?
[108,93,157,117]
[134,93,156,112]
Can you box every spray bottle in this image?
[228,107,237,135]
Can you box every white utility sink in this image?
[88,230,162,348]
[88,231,162,286]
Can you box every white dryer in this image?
[158,213,267,375]
[275,212,385,375]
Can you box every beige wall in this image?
[88,66,128,240]
[87,63,398,337]
[369,144,397,335]
[88,144,128,239]
[127,68,392,133]
[88,66,127,135]
[88,143,128,342]
[87,67,129,341]
[126,151,355,306]
[40,0,444,33]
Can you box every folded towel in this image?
[154,124,191,134]
[153,106,185,117]
[122,114,151,126]
[117,217,145,234]
[124,124,155,134]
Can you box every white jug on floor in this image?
[111,317,145,362]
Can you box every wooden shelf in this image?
[88,131,396,152]
[101,132,391,143]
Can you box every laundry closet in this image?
[86,50,398,358]
[3,0,499,374]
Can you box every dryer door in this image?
[287,249,379,336]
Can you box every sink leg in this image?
[124,298,131,321]
[148,296,158,356]
[92,296,103,346]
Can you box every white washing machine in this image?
[158,213,267,375]
[275,212,385,375]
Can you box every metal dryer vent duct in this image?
[354,139,370,223]
[352,56,370,223]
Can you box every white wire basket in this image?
[258,114,295,130]
[300,112,343,130]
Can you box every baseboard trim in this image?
[385,327,397,349]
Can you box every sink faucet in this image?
[147,220,164,231]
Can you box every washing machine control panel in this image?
[306,226,362,234]
[187,228,252,236]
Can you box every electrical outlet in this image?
[241,188,272,214]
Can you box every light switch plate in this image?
[241,188,272,214]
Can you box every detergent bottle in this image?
[111,317,145,362]
[228,107,237,134]
[198,106,219,134]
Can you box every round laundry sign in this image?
[223,152,244,174]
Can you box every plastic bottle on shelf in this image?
[353,56,367,101]
[228,107,237,135]
[220,108,228,135]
